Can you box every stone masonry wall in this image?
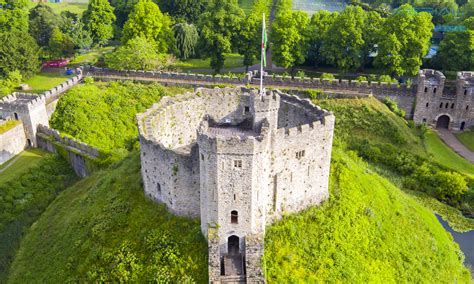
[0,121,27,164]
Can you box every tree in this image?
[361,11,383,67]
[320,6,366,72]
[460,0,474,19]
[104,37,168,70]
[0,1,29,33]
[306,10,338,66]
[166,0,207,23]
[198,0,244,72]
[375,4,433,77]
[272,8,310,74]
[49,27,74,59]
[83,0,116,46]
[434,171,468,203]
[29,3,57,47]
[122,0,173,53]
[434,18,473,70]
[59,11,93,50]
[173,23,199,60]
[0,70,22,96]
[109,0,139,31]
[0,30,40,78]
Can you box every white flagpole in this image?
[260,13,265,95]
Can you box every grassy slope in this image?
[455,130,474,152]
[23,71,74,93]
[8,153,207,283]
[174,53,244,71]
[68,47,114,66]
[27,2,88,14]
[0,149,47,184]
[0,154,77,282]
[264,147,471,282]
[424,130,474,178]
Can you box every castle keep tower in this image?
[414,69,473,130]
[137,87,335,282]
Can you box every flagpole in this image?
[260,13,265,95]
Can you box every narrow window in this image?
[234,160,242,168]
[464,89,468,95]
[439,102,443,108]
[296,150,305,159]
[424,87,428,92]
[422,118,427,123]
[233,194,236,200]
[425,102,429,107]
[467,105,470,110]
[433,87,437,93]
[157,183,161,193]
[445,103,449,108]
[307,166,310,176]
[451,103,454,109]
[231,210,238,224]
[201,154,204,161]
[14,112,18,120]
[244,106,250,113]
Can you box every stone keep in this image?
[414,69,473,130]
[137,87,334,282]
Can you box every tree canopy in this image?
[29,4,57,47]
[173,23,199,60]
[83,0,116,46]
[0,30,40,78]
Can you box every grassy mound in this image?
[8,153,207,283]
[0,153,77,282]
[264,148,471,282]
[50,80,190,161]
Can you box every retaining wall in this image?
[0,121,27,165]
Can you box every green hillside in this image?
[264,147,471,282]
[8,153,207,283]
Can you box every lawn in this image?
[0,120,20,135]
[0,149,48,184]
[23,71,74,93]
[28,2,88,14]
[239,0,255,12]
[424,129,474,178]
[455,130,474,152]
[173,53,245,71]
[69,46,114,66]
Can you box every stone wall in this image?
[36,125,100,177]
[0,121,27,164]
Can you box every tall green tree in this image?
[59,11,93,50]
[434,17,474,70]
[0,30,40,78]
[49,27,74,59]
[306,10,338,66]
[173,23,199,59]
[271,6,310,74]
[166,0,207,23]
[461,0,474,19]
[29,4,57,47]
[110,0,139,31]
[361,11,383,67]
[105,37,166,70]
[83,0,116,46]
[375,4,433,76]
[320,6,366,72]
[0,70,22,96]
[198,0,244,72]
[0,0,28,33]
[122,0,173,53]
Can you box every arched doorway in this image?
[27,139,32,147]
[228,235,239,255]
[460,122,465,131]
[436,115,450,129]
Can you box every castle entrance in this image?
[460,122,465,131]
[436,115,450,129]
[228,235,239,254]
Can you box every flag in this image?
[261,13,267,67]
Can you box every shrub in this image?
[383,97,405,118]
[296,70,305,79]
[355,75,367,82]
[320,73,335,80]
[434,171,468,203]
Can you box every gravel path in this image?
[436,128,474,164]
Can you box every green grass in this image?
[455,130,474,152]
[424,130,474,178]
[28,2,88,14]
[0,120,20,135]
[23,71,74,93]
[8,152,207,283]
[239,0,255,12]
[69,47,114,66]
[264,147,471,282]
[0,154,77,282]
[173,53,244,71]
[0,149,47,184]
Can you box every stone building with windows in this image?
[413,70,474,130]
[137,87,335,282]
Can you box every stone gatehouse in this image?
[137,87,335,282]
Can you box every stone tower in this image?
[137,87,335,283]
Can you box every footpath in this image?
[436,128,474,164]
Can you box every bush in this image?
[296,70,305,79]
[320,73,335,80]
[356,75,367,82]
[383,97,405,118]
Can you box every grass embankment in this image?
[424,129,474,178]
[23,71,73,93]
[69,47,114,66]
[8,153,207,283]
[0,153,77,282]
[27,2,88,14]
[264,147,471,282]
[174,53,244,71]
[455,130,474,152]
[0,149,47,184]
[50,80,191,161]
[0,120,20,135]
